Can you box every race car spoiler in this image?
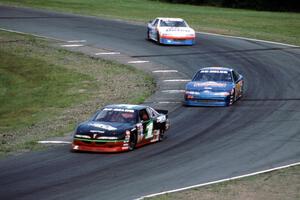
[156,109,168,115]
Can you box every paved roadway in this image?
[0,5,300,200]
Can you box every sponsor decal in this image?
[137,123,143,135]
[165,28,191,32]
[90,130,105,133]
[193,82,226,87]
[97,136,119,140]
[90,123,117,131]
[200,70,228,74]
[73,145,79,150]
[75,134,91,139]
[103,108,134,113]
[150,130,160,142]
[137,123,144,143]
[124,130,130,143]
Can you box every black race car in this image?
[72,104,170,152]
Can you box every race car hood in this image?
[185,81,234,92]
[75,121,134,136]
[158,27,195,35]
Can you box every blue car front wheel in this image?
[228,90,235,106]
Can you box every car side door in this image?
[138,109,154,140]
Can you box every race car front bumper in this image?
[160,38,195,45]
[72,139,129,153]
[159,36,195,45]
[184,93,230,106]
[184,98,229,106]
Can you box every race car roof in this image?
[104,104,147,111]
[156,17,184,21]
[199,67,233,72]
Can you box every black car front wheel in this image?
[128,133,137,151]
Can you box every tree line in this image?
[153,0,300,12]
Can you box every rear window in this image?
[160,20,187,27]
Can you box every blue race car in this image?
[184,67,244,106]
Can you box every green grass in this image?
[0,31,154,156]
[0,49,93,130]
[0,0,299,45]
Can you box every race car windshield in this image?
[93,110,137,124]
[193,71,233,82]
[160,20,187,27]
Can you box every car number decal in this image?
[145,121,154,139]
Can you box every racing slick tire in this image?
[228,90,235,106]
[157,34,161,44]
[158,129,165,142]
[128,133,137,151]
[147,30,150,40]
[239,85,244,99]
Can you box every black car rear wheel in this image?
[159,129,165,142]
[128,133,137,151]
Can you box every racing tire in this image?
[158,129,165,142]
[157,34,161,44]
[239,85,244,99]
[128,133,137,151]
[147,30,150,40]
[228,90,235,106]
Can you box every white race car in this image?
[147,17,196,45]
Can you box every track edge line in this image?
[135,161,300,200]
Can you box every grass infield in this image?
[0,30,154,156]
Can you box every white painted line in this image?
[67,40,86,43]
[95,52,120,55]
[128,60,149,64]
[152,70,178,73]
[163,79,190,82]
[162,90,185,93]
[136,161,300,200]
[197,31,299,48]
[61,44,84,47]
[38,141,71,144]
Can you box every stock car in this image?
[184,67,244,106]
[147,17,196,45]
[72,104,170,153]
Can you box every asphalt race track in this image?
[0,6,300,200]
